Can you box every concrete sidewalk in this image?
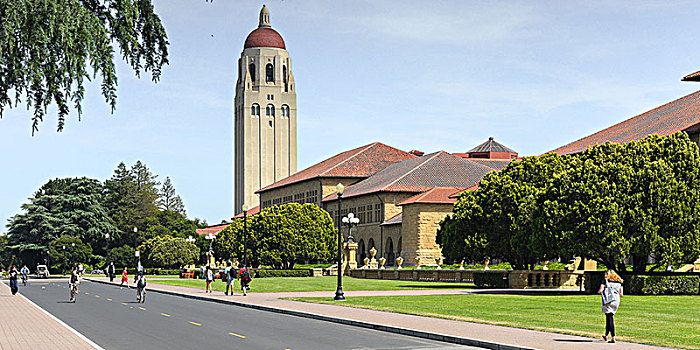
[89,277,670,350]
[0,280,95,350]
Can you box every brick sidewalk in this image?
[0,281,95,350]
[89,277,670,350]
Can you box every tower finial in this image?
[259,5,271,28]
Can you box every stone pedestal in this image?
[694,256,700,272]
[342,242,358,275]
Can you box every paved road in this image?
[19,279,476,350]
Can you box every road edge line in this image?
[2,281,105,350]
[85,278,536,350]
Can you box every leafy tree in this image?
[6,177,118,264]
[0,0,169,135]
[213,203,336,269]
[159,176,186,216]
[107,245,136,269]
[148,237,199,268]
[49,235,92,274]
[0,235,18,270]
[549,133,700,273]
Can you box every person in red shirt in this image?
[120,267,129,289]
[238,265,251,296]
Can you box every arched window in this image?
[251,104,260,117]
[283,66,287,84]
[397,237,402,258]
[266,104,275,117]
[368,238,375,251]
[386,238,394,266]
[266,63,274,82]
[358,239,366,264]
[281,104,289,117]
[249,63,256,82]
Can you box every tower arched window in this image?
[281,104,289,118]
[249,63,256,82]
[266,63,274,82]
[266,104,275,117]
[251,104,260,117]
[283,66,287,84]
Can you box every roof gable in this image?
[326,151,495,200]
[397,187,463,206]
[550,90,700,155]
[467,137,517,154]
[257,142,415,192]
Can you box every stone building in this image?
[256,138,517,266]
[234,5,297,214]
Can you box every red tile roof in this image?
[244,27,286,49]
[232,205,260,219]
[257,142,415,193]
[397,187,463,206]
[550,90,700,155]
[323,151,496,201]
[463,159,513,171]
[448,184,479,199]
[380,213,402,226]
[683,71,700,82]
[196,223,230,237]
[467,137,517,154]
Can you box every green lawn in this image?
[289,293,699,349]
[150,276,476,293]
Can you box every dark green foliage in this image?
[440,133,700,273]
[473,271,509,288]
[107,245,136,269]
[626,275,700,295]
[158,177,186,216]
[0,0,169,134]
[214,203,336,269]
[253,269,313,278]
[7,177,118,264]
[48,235,92,273]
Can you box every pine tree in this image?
[158,176,186,216]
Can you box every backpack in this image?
[138,277,147,288]
[240,269,250,281]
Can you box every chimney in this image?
[409,150,424,156]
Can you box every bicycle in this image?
[136,286,146,303]
[69,282,79,303]
[21,273,27,286]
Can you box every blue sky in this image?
[1,1,699,231]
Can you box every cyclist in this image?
[20,265,29,286]
[69,265,80,303]
[134,270,146,303]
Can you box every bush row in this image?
[473,271,509,288]
[585,271,700,295]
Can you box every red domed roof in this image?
[244,27,286,49]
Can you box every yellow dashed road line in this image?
[121,302,128,306]
[107,298,112,301]
[189,322,202,327]
[95,295,100,298]
[161,313,170,317]
[228,332,246,339]
[139,307,147,311]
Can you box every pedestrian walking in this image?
[205,266,214,293]
[120,267,129,289]
[78,263,84,277]
[107,262,116,282]
[8,265,19,295]
[225,264,236,295]
[238,265,251,296]
[598,269,624,343]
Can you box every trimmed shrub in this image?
[253,269,312,278]
[626,275,700,295]
[473,271,509,288]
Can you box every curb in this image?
[86,278,537,350]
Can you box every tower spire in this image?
[259,5,271,28]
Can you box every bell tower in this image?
[234,5,297,214]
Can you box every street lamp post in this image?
[242,204,249,267]
[133,227,141,271]
[205,233,216,267]
[334,183,345,301]
[62,245,66,275]
[342,212,360,243]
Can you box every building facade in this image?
[234,5,297,214]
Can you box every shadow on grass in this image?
[469,290,587,296]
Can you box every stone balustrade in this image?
[348,268,583,289]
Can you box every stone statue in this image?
[459,259,465,270]
[484,257,490,270]
[379,257,386,269]
[435,256,443,269]
[415,256,421,269]
[363,257,370,269]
